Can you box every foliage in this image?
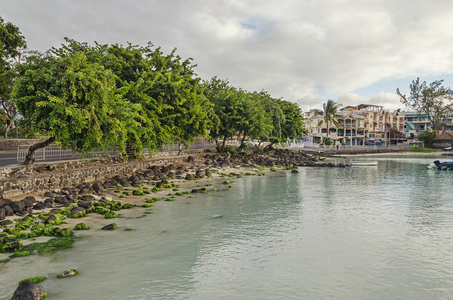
[0,17,26,139]
[397,78,453,131]
[389,127,405,138]
[416,130,437,147]
[13,49,145,164]
[74,223,89,230]
[18,276,46,285]
[312,99,342,137]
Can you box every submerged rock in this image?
[12,281,46,299]
[57,269,78,278]
[102,223,117,230]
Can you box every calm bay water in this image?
[1,154,453,299]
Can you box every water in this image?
[2,154,453,299]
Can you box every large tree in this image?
[0,17,26,138]
[13,50,144,164]
[397,78,453,131]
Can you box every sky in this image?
[3,0,453,112]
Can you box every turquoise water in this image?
[1,154,453,299]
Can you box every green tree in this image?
[203,78,242,151]
[397,78,453,131]
[13,51,144,164]
[146,48,212,153]
[416,130,436,147]
[0,17,27,138]
[313,99,342,138]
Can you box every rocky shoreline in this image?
[0,148,394,298]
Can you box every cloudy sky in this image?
[3,0,453,112]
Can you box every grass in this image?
[406,147,443,153]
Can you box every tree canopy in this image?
[0,17,27,138]
[14,50,144,164]
[5,17,307,164]
[397,78,453,131]
[312,99,342,137]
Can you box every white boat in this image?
[351,161,378,166]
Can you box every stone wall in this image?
[0,149,212,198]
[0,139,42,151]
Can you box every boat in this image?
[443,147,452,151]
[351,161,378,166]
[430,160,453,170]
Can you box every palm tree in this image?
[313,100,343,141]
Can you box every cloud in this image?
[3,0,453,111]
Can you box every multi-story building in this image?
[305,109,366,146]
[305,104,406,146]
[402,111,453,138]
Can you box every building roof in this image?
[436,131,453,141]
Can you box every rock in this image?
[0,198,12,208]
[291,169,299,173]
[0,236,21,252]
[57,269,78,278]
[102,195,113,202]
[8,201,25,213]
[79,195,95,202]
[65,195,76,203]
[32,202,46,210]
[54,197,67,205]
[4,205,14,216]
[45,214,57,224]
[102,223,117,230]
[91,182,105,193]
[12,281,46,300]
[22,198,34,208]
[43,191,54,198]
[0,219,12,226]
[70,207,86,217]
[77,200,92,209]
[0,208,5,220]
[185,174,195,180]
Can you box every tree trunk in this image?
[23,137,55,165]
[4,120,12,139]
[221,136,227,152]
[178,142,183,156]
[238,132,247,152]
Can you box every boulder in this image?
[0,219,12,226]
[91,182,105,193]
[43,191,54,198]
[8,201,25,213]
[4,205,14,216]
[291,169,299,173]
[32,202,46,210]
[54,197,67,205]
[57,269,78,278]
[70,207,86,217]
[0,208,5,220]
[0,198,12,209]
[102,223,117,230]
[22,198,34,208]
[79,195,95,202]
[12,281,46,300]
[45,214,58,224]
[77,201,93,209]
[0,236,21,252]
[185,174,195,180]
